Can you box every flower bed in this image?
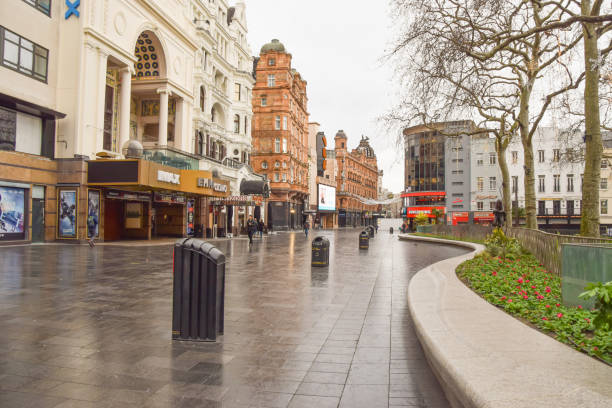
[457,253,612,364]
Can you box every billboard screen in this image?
[318,184,336,211]
[0,186,25,241]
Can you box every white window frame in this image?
[267,74,275,87]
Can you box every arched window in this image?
[261,161,268,169]
[199,86,205,111]
[233,114,240,133]
[211,107,216,123]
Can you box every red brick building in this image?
[251,39,309,230]
[334,131,379,227]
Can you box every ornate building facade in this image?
[251,39,309,230]
[334,131,379,227]
[0,0,266,244]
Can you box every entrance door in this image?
[31,199,44,242]
[566,200,574,216]
[104,199,123,240]
[538,201,546,215]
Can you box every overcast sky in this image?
[242,0,404,193]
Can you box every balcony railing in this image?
[140,146,200,170]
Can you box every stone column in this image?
[157,88,169,146]
[95,49,109,153]
[118,67,132,154]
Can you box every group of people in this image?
[246,216,265,244]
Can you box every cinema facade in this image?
[0,1,267,244]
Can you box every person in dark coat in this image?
[258,218,264,237]
[247,215,256,244]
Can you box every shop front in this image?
[87,159,229,241]
[210,195,265,236]
[473,211,495,225]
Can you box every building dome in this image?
[261,39,286,54]
[125,140,143,158]
[357,136,375,158]
[335,130,347,139]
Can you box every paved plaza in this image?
[0,230,467,408]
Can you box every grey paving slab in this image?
[0,229,466,407]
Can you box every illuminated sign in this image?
[157,170,180,185]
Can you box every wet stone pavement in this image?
[0,229,468,408]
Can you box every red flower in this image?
[523,295,529,299]
[545,304,551,308]
[501,296,506,300]
[542,317,548,321]
[531,285,536,289]
[585,318,590,323]
[492,271,497,276]
[593,347,598,351]
[557,313,563,318]
[555,303,560,307]
[577,305,583,309]
[517,278,524,283]
[545,287,551,293]
[507,299,513,303]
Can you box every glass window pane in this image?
[20,38,33,51]
[39,0,51,12]
[20,48,33,71]
[3,41,19,66]
[34,45,48,57]
[34,54,46,77]
[5,30,19,43]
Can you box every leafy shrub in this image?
[484,228,522,259]
[457,254,611,364]
[580,281,612,331]
[414,213,429,226]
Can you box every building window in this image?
[602,160,609,169]
[274,138,280,153]
[199,86,205,110]
[274,173,279,182]
[261,161,268,169]
[451,158,463,163]
[1,27,48,82]
[452,193,464,197]
[267,74,275,87]
[195,131,203,155]
[511,151,518,164]
[233,114,240,133]
[451,170,463,174]
[581,174,583,191]
[282,173,287,182]
[282,161,287,168]
[244,116,248,134]
[538,175,545,193]
[512,176,518,194]
[553,175,560,192]
[538,150,545,163]
[268,58,275,66]
[476,159,483,166]
[567,174,574,192]
[489,153,496,165]
[451,181,463,186]
[275,115,280,130]
[489,177,496,191]
[553,149,560,162]
[477,201,483,210]
[282,138,287,153]
[274,160,280,168]
[282,116,287,130]
[477,177,484,192]
[601,178,608,190]
[234,83,241,101]
[22,0,51,16]
[602,200,609,215]
[489,202,496,210]
[261,96,267,106]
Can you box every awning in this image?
[240,179,270,198]
[0,92,66,119]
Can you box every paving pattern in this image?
[0,229,467,407]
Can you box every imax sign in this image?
[157,170,180,185]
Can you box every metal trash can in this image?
[366,225,375,238]
[172,238,225,342]
[359,231,369,249]
[389,227,394,234]
[311,236,330,267]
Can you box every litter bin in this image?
[311,236,330,267]
[172,238,225,342]
[389,227,394,234]
[359,231,369,249]
[366,225,375,238]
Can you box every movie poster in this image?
[58,189,77,238]
[0,186,25,241]
[87,190,100,238]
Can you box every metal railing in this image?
[428,224,612,276]
[141,146,200,170]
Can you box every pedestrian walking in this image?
[87,213,98,247]
[247,215,256,245]
[258,219,264,238]
[304,220,310,237]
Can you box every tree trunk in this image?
[497,134,513,228]
[518,86,538,229]
[580,2,602,237]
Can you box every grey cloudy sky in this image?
[242,0,404,193]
